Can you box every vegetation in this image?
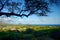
[0,24,60,40]
[0,0,58,17]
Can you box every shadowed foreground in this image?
[0,24,60,40]
[0,23,60,40]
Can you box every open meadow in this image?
[0,23,60,40]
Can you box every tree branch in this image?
[0,12,22,17]
[0,0,9,11]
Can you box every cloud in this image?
[0,15,60,24]
[38,17,60,24]
[0,17,12,23]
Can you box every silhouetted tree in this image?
[0,0,58,17]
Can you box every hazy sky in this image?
[0,0,60,24]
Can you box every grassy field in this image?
[0,23,60,40]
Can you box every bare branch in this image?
[0,0,9,11]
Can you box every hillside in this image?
[0,23,60,40]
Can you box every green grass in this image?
[0,24,60,40]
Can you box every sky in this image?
[0,0,60,25]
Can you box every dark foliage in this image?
[25,0,49,16]
[0,28,60,40]
[0,0,58,17]
[49,29,60,40]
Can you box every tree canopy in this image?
[0,0,58,17]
